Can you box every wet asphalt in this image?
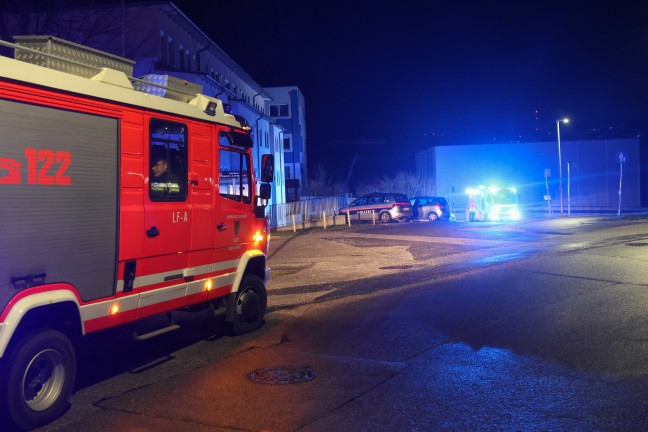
[27,216,648,432]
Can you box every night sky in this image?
[172,1,647,183]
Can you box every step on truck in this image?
[0,36,274,430]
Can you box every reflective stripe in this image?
[116,260,238,293]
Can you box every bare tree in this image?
[304,164,346,197]
[354,171,436,198]
[1,1,155,61]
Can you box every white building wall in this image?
[426,139,640,213]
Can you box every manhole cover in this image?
[249,366,317,385]
[626,242,648,247]
[379,265,414,270]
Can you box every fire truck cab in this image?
[465,185,520,222]
[0,36,273,430]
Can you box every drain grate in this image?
[249,366,317,385]
[626,242,648,247]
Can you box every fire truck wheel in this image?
[228,275,267,335]
[427,212,439,222]
[2,329,76,430]
[380,212,392,223]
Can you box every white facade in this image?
[264,86,308,201]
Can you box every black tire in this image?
[427,212,439,222]
[380,212,392,223]
[227,275,267,335]
[1,329,76,430]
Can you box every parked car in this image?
[339,192,413,223]
[409,196,451,221]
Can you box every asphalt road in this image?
[27,215,648,431]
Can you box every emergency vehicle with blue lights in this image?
[0,36,274,430]
[465,185,520,222]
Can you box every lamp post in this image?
[567,161,574,216]
[556,118,569,215]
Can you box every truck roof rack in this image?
[6,35,204,104]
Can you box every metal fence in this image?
[266,194,353,228]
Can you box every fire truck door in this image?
[143,119,191,257]
[215,141,254,249]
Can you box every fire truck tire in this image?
[380,212,392,223]
[228,275,267,335]
[427,212,439,222]
[1,329,76,430]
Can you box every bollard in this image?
[372,210,376,225]
[346,210,351,226]
[323,211,327,229]
[292,214,296,233]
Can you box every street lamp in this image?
[556,117,569,215]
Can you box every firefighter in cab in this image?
[150,153,181,198]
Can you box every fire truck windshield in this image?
[493,189,517,204]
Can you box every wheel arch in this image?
[0,288,82,358]
[231,250,268,295]
[225,253,268,330]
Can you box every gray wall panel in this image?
[0,99,118,307]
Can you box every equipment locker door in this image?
[0,98,118,303]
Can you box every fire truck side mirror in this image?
[261,154,274,183]
[259,183,271,200]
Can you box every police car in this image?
[339,192,413,223]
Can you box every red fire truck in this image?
[465,185,520,222]
[0,36,273,430]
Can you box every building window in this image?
[270,104,289,117]
[283,136,292,152]
[160,33,167,64]
[168,38,175,66]
[185,51,191,71]
[149,119,187,202]
[179,46,185,71]
[284,165,292,179]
